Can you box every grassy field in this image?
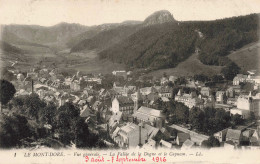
[228,41,260,72]
[146,52,223,78]
[70,57,125,74]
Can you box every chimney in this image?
[31,79,34,94]
[138,123,143,147]
[107,122,109,138]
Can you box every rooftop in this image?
[134,106,165,118]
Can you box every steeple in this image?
[177,89,182,96]
[249,91,252,97]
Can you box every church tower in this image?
[134,88,142,113]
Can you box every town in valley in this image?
[0,8,260,151]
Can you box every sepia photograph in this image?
[0,0,260,163]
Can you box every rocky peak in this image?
[143,10,176,26]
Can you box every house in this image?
[108,111,123,133]
[226,87,235,98]
[99,106,112,122]
[237,94,253,111]
[113,84,133,97]
[39,78,47,84]
[241,129,255,145]
[143,124,160,140]
[214,128,229,142]
[181,139,195,149]
[159,139,172,148]
[224,140,236,149]
[111,96,135,115]
[80,105,95,119]
[176,132,190,146]
[230,108,250,119]
[70,80,81,92]
[112,70,127,80]
[215,103,233,111]
[132,106,166,129]
[233,74,248,85]
[227,97,237,106]
[92,101,103,112]
[226,129,242,145]
[185,80,198,88]
[250,126,260,146]
[169,76,178,83]
[84,77,102,85]
[113,122,148,148]
[233,73,260,86]
[44,95,55,104]
[17,73,25,81]
[200,87,211,97]
[216,91,226,103]
[168,124,209,145]
[232,85,242,94]
[142,139,156,149]
[140,87,157,96]
[231,92,260,118]
[98,89,111,100]
[160,77,169,85]
[161,97,170,102]
[175,90,203,109]
[15,89,30,96]
[158,86,173,98]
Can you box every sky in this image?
[0,0,260,26]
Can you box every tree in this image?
[189,107,205,131]
[39,102,57,125]
[167,81,174,88]
[0,114,31,148]
[174,102,189,124]
[194,74,209,82]
[57,102,80,119]
[166,101,189,124]
[1,68,15,81]
[201,136,220,148]
[248,111,256,122]
[11,96,24,108]
[221,62,240,80]
[232,114,244,125]
[211,75,224,82]
[174,77,187,86]
[0,79,16,112]
[71,118,90,148]
[24,93,46,121]
[55,102,80,145]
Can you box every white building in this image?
[175,90,203,109]
[111,96,135,114]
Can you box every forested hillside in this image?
[98,14,259,74]
[99,22,197,69]
[195,14,258,66]
[70,24,142,52]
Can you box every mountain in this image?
[143,10,176,26]
[99,22,196,69]
[1,29,48,48]
[70,24,142,52]
[66,23,126,48]
[0,41,27,64]
[70,10,176,53]
[1,10,259,76]
[1,23,89,49]
[98,13,259,70]
[0,41,24,54]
